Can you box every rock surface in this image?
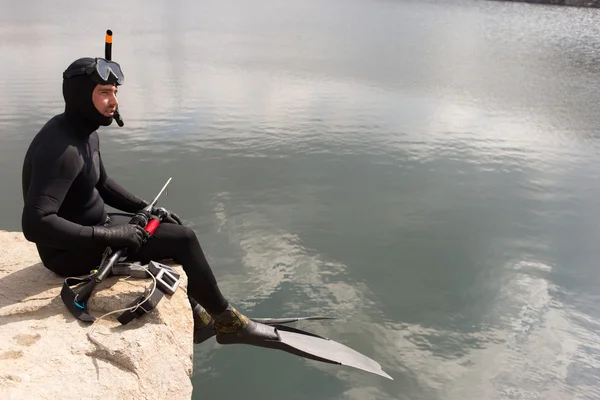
[0,230,194,400]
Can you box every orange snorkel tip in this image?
[105,29,113,61]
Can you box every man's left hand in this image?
[165,210,183,225]
[152,207,183,225]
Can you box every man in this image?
[16,56,399,383]
[20,56,258,343]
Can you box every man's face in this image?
[92,84,118,117]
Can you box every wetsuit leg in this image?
[42,246,105,277]
[127,222,230,315]
[42,214,128,277]
[107,214,229,315]
[42,239,106,277]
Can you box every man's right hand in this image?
[92,224,149,253]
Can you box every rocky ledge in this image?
[0,230,194,400]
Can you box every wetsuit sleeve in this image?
[22,146,96,248]
[95,151,148,213]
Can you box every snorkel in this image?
[105,29,124,127]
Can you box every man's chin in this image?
[98,117,114,126]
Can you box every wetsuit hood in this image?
[62,57,114,135]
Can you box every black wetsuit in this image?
[21,113,144,261]
[20,57,228,315]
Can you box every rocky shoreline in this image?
[0,230,194,400]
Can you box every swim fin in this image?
[193,313,334,345]
[215,320,393,380]
[250,316,335,324]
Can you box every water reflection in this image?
[2,0,600,399]
[372,259,600,400]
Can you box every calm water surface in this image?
[1,0,600,399]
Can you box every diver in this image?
[20,56,256,343]
[19,55,393,380]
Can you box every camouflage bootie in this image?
[213,305,250,334]
[192,304,215,344]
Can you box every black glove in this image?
[151,207,182,225]
[92,224,150,253]
[164,210,182,225]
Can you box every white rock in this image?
[0,231,194,400]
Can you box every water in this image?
[2,0,600,398]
